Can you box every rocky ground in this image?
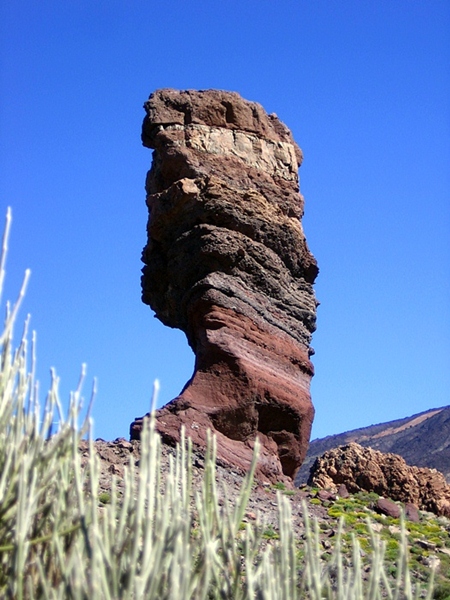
[80,436,327,536]
[80,436,450,595]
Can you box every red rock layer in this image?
[130,89,319,482]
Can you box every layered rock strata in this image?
[130,89,319,482]
[309,443,450,517]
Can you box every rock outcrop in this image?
[296,405,450,485]
[309,443,450,517]
[130,89,319,482]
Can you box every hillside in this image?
[296,405,450,485]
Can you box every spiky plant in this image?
[0,209,435,599]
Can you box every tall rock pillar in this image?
[130,89,319,482]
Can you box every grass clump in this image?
[98,492,111,504]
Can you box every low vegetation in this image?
[314,491,450,593]
[0,208,441,598]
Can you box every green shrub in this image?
[272,482,287,491]
[98,492,111,504]
[433,582,450,600]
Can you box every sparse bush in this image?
[98,492,111,504]
[433,582,450,599]
[0,209,438,598]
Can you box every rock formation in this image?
[296,405,450,485]
[130,89,319,482]
[308,443,450,517]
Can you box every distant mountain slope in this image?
[296,405,450,485]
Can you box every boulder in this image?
[337,483,350,498]
[376,498,401,519]
[308,442,450,516]
[404,502,420,523]
[130,89,319,482]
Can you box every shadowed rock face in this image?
[130,89,319,482]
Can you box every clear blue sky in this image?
[1,1,449,442]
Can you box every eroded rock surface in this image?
[309,443,450,517]
[130,89,319,482]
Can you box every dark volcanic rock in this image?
[376,498,402,519]
[405,503,420,523]
[130,89,318,482]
